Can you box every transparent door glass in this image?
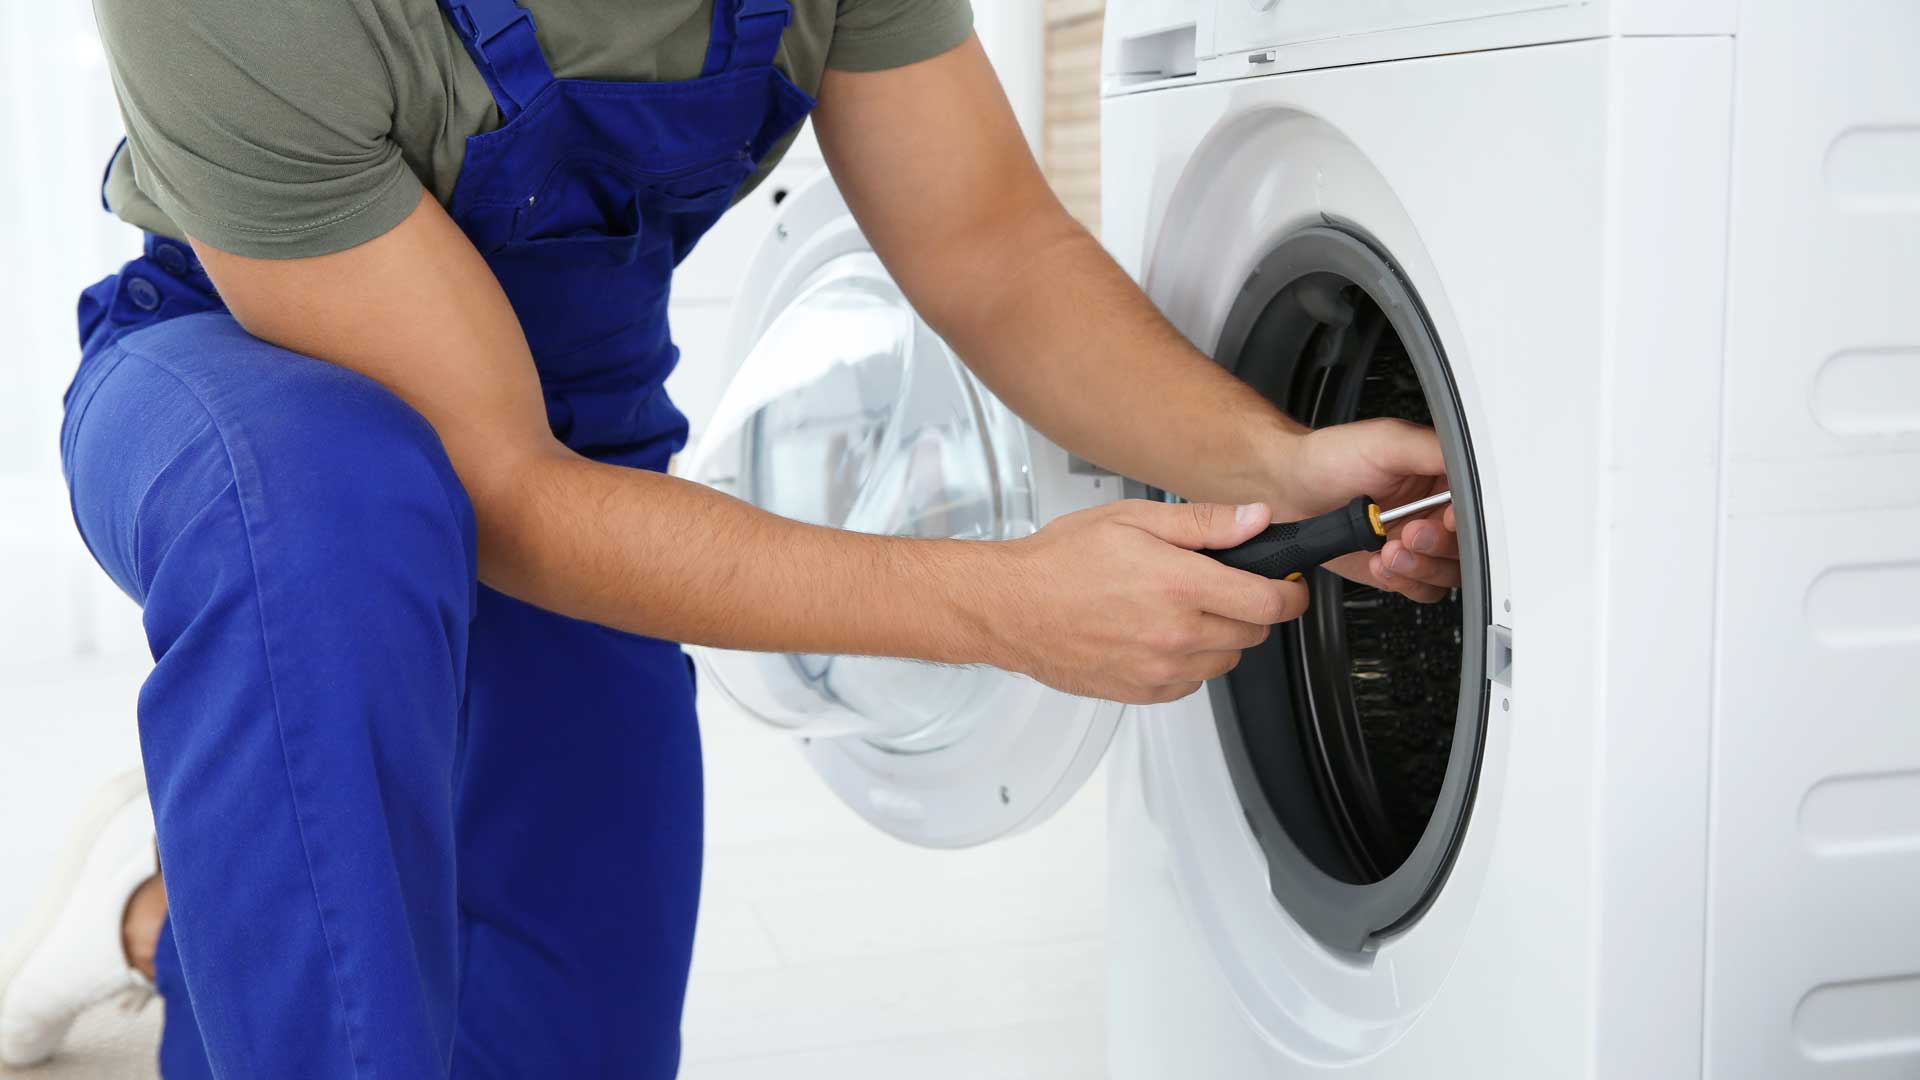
[687,253,1038,753]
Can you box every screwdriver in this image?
[1206,490,1453,581]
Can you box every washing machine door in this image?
[680,175,1125,848]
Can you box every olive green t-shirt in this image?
[92,0,972,259]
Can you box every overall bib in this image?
[58,1,813,1075]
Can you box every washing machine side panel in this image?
[1391,42,1734,1076]
[1095,92,1152,278]
[1313,58,1618,1041]
[1105,726,1278,1078]
[1098,90,1221,285]
[1589,37,1736,1080]
[1708,2,1920,1077]
[1608,0,1736,36]
[1718,0,1920,487]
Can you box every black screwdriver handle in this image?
[1205,495,1387,581]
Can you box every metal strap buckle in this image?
[733,0,792,35]
[449,2,533,51]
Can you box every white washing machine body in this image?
[1101,1,1920,1078]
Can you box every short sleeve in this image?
[826,0,974,73]
[92,0,423,258]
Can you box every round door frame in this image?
[696,173,1128,849]
[1204,222,1490,952]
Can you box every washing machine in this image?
[1097,1,1920,1077]
[682,1,1920,1077]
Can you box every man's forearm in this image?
[813,40,1303,512]
[926,204,1306,509]
[478,449,1003,662]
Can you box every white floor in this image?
[0,649,1107,1078]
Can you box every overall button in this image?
[125,277,161,312]
[152,242,189,276]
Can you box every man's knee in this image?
[114,315,477,604]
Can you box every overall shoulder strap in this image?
[700,0,793,78]
[442,0,556,121]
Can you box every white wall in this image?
[0,7,150,674]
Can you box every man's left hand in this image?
[1284,419,1461,603]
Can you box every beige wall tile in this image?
[1043,2,1104,234]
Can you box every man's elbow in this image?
[454,435,570,537]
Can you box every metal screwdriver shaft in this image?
[1378,489,1453,526]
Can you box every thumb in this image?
[1118,500,1272,551]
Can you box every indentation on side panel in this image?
[1801,771,1920,856]
[1805,562,1920,648]
[1825,126,1920,213]
[1795,974,1920,1063]
[1812,349,1920,436]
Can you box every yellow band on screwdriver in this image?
[1285,572,1304,583]
[1367,503,1387,538]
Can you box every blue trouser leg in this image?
[452,591,702,1078]
[151,919,211,1079]
[63,309,477,1078]
[65,261,704,1077]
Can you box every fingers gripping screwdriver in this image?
[1206,490,1453,581]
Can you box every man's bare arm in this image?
[814,37,1462,599]
[189,191,1306,703]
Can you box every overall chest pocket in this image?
[505,151,753,266]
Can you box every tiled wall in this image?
[1043,0,1104,234]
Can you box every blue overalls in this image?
[58,1,813,1075]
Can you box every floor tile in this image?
[681,938,1103,1064]
[678,1015,1106,1080]
[689,899,786,976]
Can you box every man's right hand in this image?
[975,501,1309,705]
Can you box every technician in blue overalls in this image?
[3,0,1465,1075]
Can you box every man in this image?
[2,0,1461,1075]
